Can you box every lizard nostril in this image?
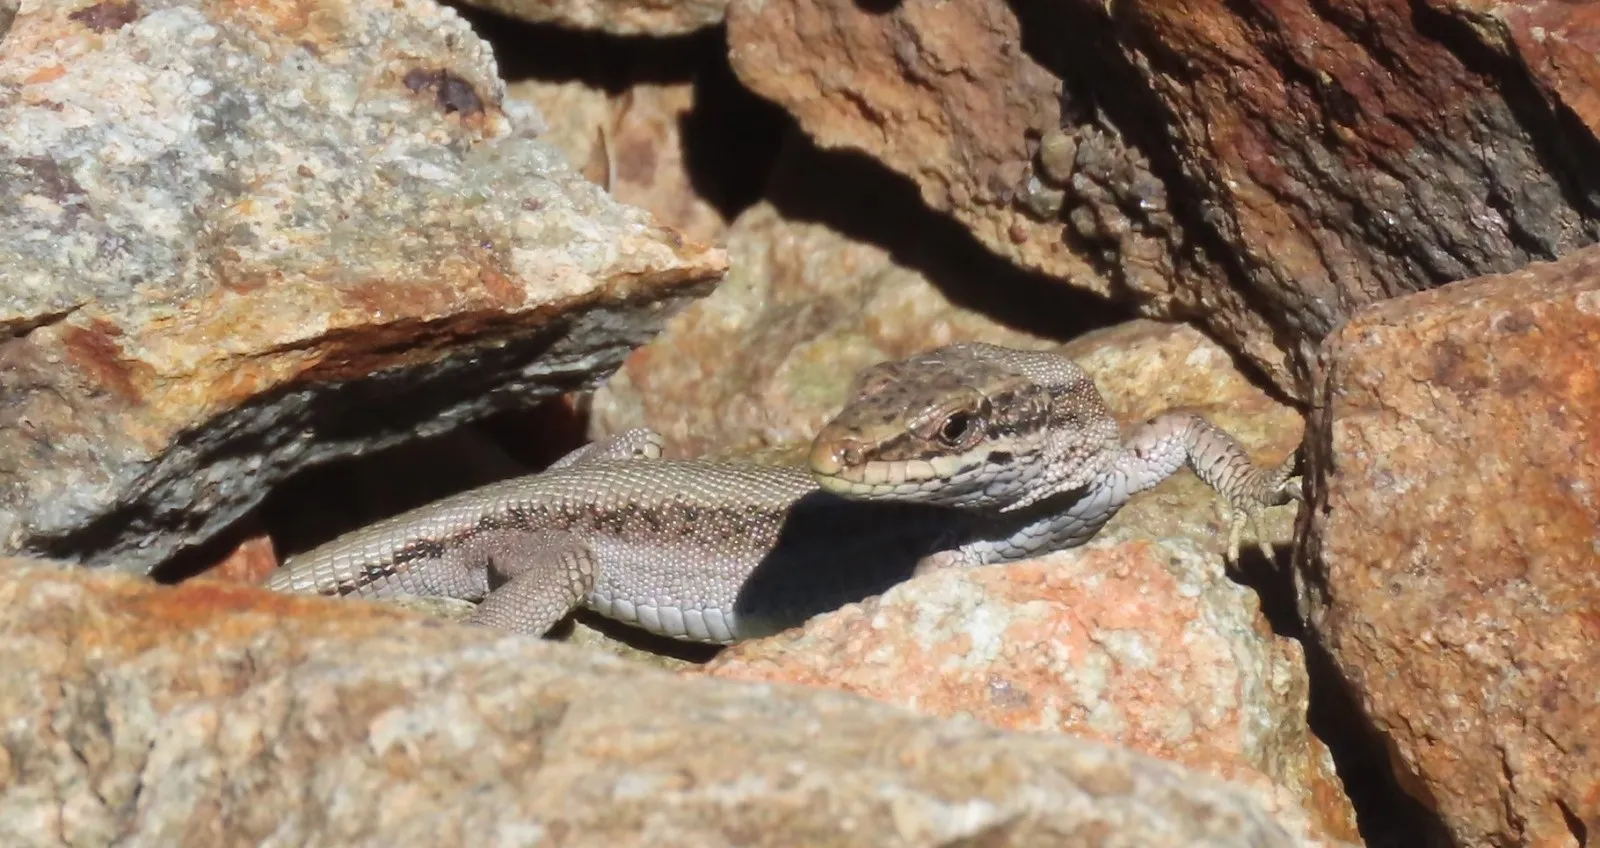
[809,439,864,476]
[808,439,846,475]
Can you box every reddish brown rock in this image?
[703,543,1357,842]
[1304,246,1600,847]
[725,0,1082,283]
[0,557,1352,847]
[725,0,1600,395]
[203,527,279,585]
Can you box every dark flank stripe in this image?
[342,499,782,597]
[581,500,778,545]
[341,507,540,595]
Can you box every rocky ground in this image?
[2,0,1597,844]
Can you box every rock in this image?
[699,320,1353,838]
[381,592,478,621]
[589,201,1055,456]
[507,79,729,247]
[1060,321,1302,462]
[704,542,1357,843]
[0,0,726,573]
[456,0,727,36]
[724,0,1600,395]
[0,557,1350,847]
[726,0,1073,281]
[200,523,279,585]
[1304,246,1600,846]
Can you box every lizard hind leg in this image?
[464,530,599,637]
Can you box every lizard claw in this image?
[1221,458,1304,566]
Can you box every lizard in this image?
[264,342,1301,643]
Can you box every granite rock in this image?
[0,0,726,572]
[0,556,1350,848]
[1305,245,1600,846]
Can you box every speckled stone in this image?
[1307,247,1600,847]
[0,556,1353,847]
[698,321,1354,841]
[0,0,726,572]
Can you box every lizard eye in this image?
[937,411,977,446]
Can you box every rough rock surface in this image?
[589,201,1054,456]
[1304,246,1600,846]
[724,0,1600,395]
[0,557,1350,847]
[509,79,728,246]
[703,542,1355,842]
[0,0,726,573]
[456,0,726,36]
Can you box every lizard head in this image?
[809,343,1122,511]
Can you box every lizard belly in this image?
[581,494,963,644]
[583,536,776,644]
[585,588,740,644]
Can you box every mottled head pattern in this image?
[809,343,1122,510]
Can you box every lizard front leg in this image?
[1117,412,1303,563]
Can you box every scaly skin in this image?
[266,343,1300,641]
[807,342,1302,563]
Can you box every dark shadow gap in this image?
[446,6,788,225]
[1559,799,1589,848]
[1303,635,1457,848]
[852,0,904,15]
[764,127,1126,341]
[1229,549,1452,848]
[564,611,725,663]
[451,5,716,89]
[247,398,587,571]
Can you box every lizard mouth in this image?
[809,451,968,500]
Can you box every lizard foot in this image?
[1221,452,1304,565]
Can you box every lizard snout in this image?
[808,437,864,478]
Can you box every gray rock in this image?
[0,557,1349,847]
[0,0,726,572]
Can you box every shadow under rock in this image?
[1229,544,1455,848]
[853,0,905,14]
[447,7,788,226]
[764,128,1124,342]
[455,0,1114,340]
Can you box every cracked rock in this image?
[0,0,727,573]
